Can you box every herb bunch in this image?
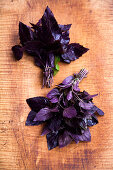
[26,69,104,150]
[12,6,88,88]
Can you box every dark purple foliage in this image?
[41,124,51,136]
[95,106,104,116]
[68,128,91,143]
[47,88,60,99]
[87,114,98,126]
[12,45,23,60]
[63,106,77,118]
[83,94,98,100]
[61,43,89,63]
[57,83,73,89]
[12,6,89,88]
[67,91,73,101]
[19,21,34,45]
[59,24,71,32]
[33,106,58,121]
[79,101,94,110]
[62,76,74,85]
[33,107,53,121]
[26,96,50,112]
[59,131,72,148]
[50,96,59,103]
[48,116,62,132]
[73,81,80,91]
[25,110,43,126]
[26,69,104,150]
[46,132,59,150]
[80,105,98,116]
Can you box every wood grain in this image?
[0,0,113,169]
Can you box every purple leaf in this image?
[50,96,59,103]
[71,43,89,57]
[62,75,74,85]
[63,59,71,63]
[67,91,73,101]
[48,116,62,132]
[61,43,89,63]
[34,106,58,121]
[81,105,98,115]
[57,83,72,89]
[24,41,45,55]
[47,88,60,99]
[63,98,68,107]
[19,21,34,45]
[79,101,94,110]
[25,111,43,126]
[67,133,79,144]
[73,81,80,91]
[35,6,61,44]
[46,132,58,150]
[43,6,60,36]
[61,47,77,62]
[87,114,98,126]
[26,97,49,112]
[63,106,77,118]
[50,106,59,112]
[68,128,91,143]
[41,125,51,136]
[58,131,72,148]
[83,91,89,96]
[48,41,63,54]
[64,119,79,131]
[79,91,97,101]
[77,129,91,142]
[59,24,71,32]
[60,30,70,45]
[33,107,52,121]
[12,45,23,60]
[95,106,104,116]
[83,94,98,100]
[37,7,71,46]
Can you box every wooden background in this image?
[0,0,113,169]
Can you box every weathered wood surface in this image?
[0,0,113,169]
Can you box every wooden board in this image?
[0,0,113,169]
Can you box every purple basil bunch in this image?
[12,6,88,88]
[26,69,104,150]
